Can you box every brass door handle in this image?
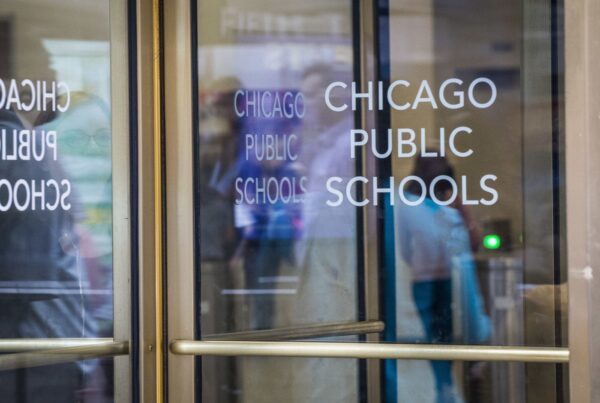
[202,320,384,341]
[0,340,129,371]
[0,338,115,353]
[170,340,569,363]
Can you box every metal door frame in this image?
[156,0,600,402]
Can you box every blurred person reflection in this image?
[295,63,356,313]
[284,63,357,402]
[200,78,241,267]
[198,77,241,334]
[238,63,358,403]
[0,90,112,402]
[198,77,245,402]
[233,94,303,330]
[40,91,113,402]
[40,92,114,338]
[395,154,490,403]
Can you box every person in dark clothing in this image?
[0,103,109,402]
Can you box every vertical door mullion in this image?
[110,0,134,400]
[164,0,196,401]
[565,0,600,402]
[135,0,162,401]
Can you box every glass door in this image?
[162,0,595,402]
[198,1,363,400]
[0,0,133,402]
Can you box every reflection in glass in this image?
[383,0,566,402]
[197,1,358,401]
[0,357,115,402]
[196,0,566,402]
[0,1,114,401]
[394,154,491,400]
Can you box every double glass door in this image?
[166,0,576,402]
[0,0,598,402]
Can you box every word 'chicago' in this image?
[0,79,70,112]
[234,90,305,119]
[325,78,497,112]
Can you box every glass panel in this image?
[195,0,359,401]
[0,356,121,402]
[195,0,567,402]
[381,0,566,401]
[197,0,357,333]
[0,0,120,401]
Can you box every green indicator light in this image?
[483,234,502,250]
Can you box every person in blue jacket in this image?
[396,154,491,403]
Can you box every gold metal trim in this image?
[170,341,569,363]
[565,0,600,401]
[163,0,195,400]
[0,338,114,353]
[202,321,384,341]
[0,341,129,371]
[152,0,165,401]
[358,0,381,399]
